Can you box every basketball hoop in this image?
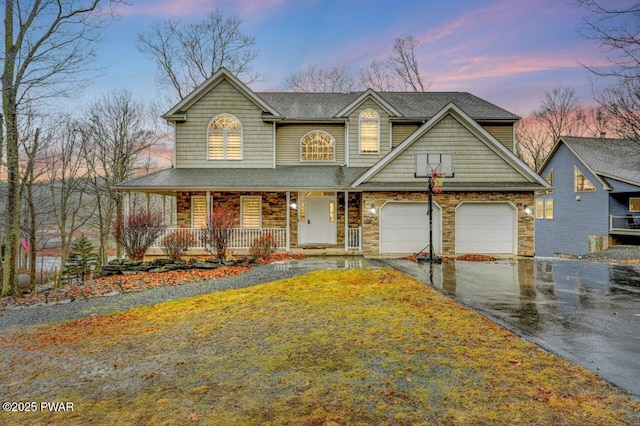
[430,171,445,194]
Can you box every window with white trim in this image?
[535,199,553,219]
[208,114,242,160]
[574,166,595,192]
[359,109,379,154]
[241,196,261,228]
[192,195,207,228]
[300,131,335,161]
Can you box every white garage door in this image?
[380,202,441,254]
[456,202,515,254]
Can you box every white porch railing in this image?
[347,227,362,250]
[610,215,640,233]
[150,228,287,250]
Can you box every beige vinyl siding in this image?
[276,124,345,165]
[371,114,526,183]
[174,78,273,168]
[483,123,514,151]
[348,99,391,167]
[392,123,420,148]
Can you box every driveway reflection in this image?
[383,258,640,397]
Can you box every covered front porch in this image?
[125,190,363,257]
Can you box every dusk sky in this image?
[86,0,625,116]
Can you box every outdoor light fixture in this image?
[576,195,581,201]
[290,202,297,210]
[369,203,377,214]
[524,204,532,216]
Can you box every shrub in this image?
[113,210,164,260]
[162,230,196,261]
[203,206,236,260]
[249,232,277,261]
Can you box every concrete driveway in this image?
[381,258,640,398]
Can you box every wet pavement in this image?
[380,258,640,398]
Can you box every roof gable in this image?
[334,89,402,117]
[353,102,547,187]
[541,136,640,189]
[163,67,280,121]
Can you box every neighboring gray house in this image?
[117,68,548,257]
[535,136,640,257]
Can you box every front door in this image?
[298,196,336,245]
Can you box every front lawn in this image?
[0,268,637,425]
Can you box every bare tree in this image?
[515,116,553,171]
[358,59,401,91]
[597,79,640,140]
[389,36,427,92]
[573,0,640,141]
[137,9,260,102]
[19,111,53,290]
[534,87,588,143]
[287,64,357,93]
[1,0,120,296]
[45,116,93,273]
[83,91,160,262]
[286,35,427,93]
[113,210,164,261]
[575,0,640,81]
[515,87,612,169]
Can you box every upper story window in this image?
[300,130,335,161]
[630,198,640,212]
[574,166,595,192]
[208,114,242,160]
[359,109,379,154]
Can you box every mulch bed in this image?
[0,254,306,311]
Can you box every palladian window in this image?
[300,130,335,161]
[208,114,242,160]
[359,109,379,153]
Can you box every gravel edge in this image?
[0,264,310,330]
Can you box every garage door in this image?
[380,202,441,254]
[455,202,515,254]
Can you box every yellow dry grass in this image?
[0,268,637,425]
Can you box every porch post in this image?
[124,191,131,218]
[145,192,151,213]
[206,191,211,226]
[344,191,348,251]
[162,195,167,225]
[286,191,291,252]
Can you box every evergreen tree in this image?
[61,235,100,284]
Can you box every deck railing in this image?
[609,215,640,233]
[150,228,287,250]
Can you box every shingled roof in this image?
[116,166,369,193]
[258,91,519,121]
[558,136,640,186]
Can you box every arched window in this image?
[300,130,335,161]
[208,114,242,160]
[359,109,379,154]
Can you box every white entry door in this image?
[298,196,336,245]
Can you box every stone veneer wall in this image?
[176,191,287,229]
[361,191,534,257]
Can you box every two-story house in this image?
[535,135,640,257]
[117,68,548,257]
